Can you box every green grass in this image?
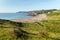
[0,28,16,40]
[46,12,60,20]
[19,20,60,40]
[0,20,60,40]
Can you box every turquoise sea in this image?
[0,13,31,20]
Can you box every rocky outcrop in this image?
[28,12,38,16]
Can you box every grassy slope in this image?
[19,11,60,40]
[20,20,60,40]
[0,11,60,40]
[0,20,18,40]
[47,11,60,20]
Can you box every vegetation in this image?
[28,9,57,16]
[47,11,60,20]
[0,10,60,40]
[32,9,57,14]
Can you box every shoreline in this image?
[10,14,47,23]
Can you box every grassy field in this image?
[47,11,60,20]
[0,11,60,40]
[0,28,16,40]
[19,20,60,40]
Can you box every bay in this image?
[0,13,31,20]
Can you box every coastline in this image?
[10,14,47,23]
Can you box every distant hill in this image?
[17,11,29,13]
[21,9,58,16]
[17,9,58,17]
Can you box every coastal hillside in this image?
[0,10,60,40]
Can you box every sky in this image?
[0,0,60,13]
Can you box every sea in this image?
[0,13,31,20]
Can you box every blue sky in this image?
[0,0,60,13]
